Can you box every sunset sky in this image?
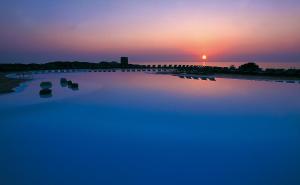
[0,0,300,63]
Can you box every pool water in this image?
[1,72,300,185]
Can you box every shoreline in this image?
[214,73,300,82]
[156,71,300,83]
[1,67,299,95]
[0,73,29,94]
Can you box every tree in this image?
[229,65,236,71]
[239,63,260,72]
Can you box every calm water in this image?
[1,72,300,185]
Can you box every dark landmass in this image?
[0,73,29,94]
[0,61,132,72]
[0,60,299,80]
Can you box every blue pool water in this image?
[1,72,300,185]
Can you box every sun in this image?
[202,55,207,60]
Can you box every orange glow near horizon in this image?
[1,1,300,62]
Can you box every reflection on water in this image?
[39,93,52,98]
[37,77,80,98]
[60,78,68,87]
[1,72,300,185]
[177,74,216,81]
[176,73,300,84]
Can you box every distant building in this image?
[120,57,129,68]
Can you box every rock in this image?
[40,82,52,89]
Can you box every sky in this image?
[0,0,300,63]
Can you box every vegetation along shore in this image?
[1,60,299,79]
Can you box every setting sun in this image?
[202,55,207,60]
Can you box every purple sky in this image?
[0,0,300,63]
